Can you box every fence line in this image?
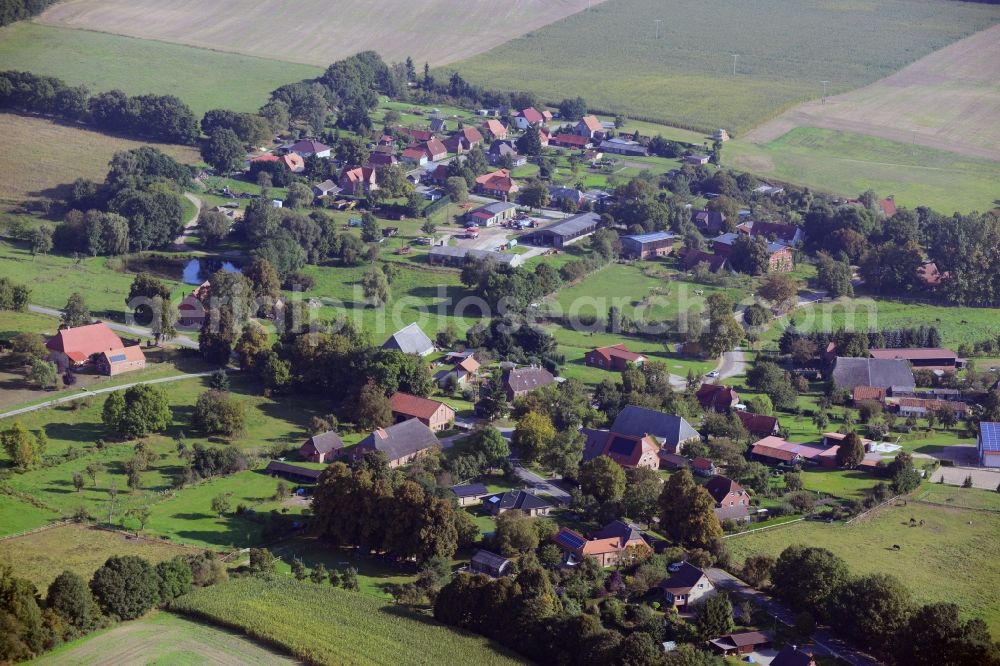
[0,519,74,542]
[723,517,803,539]
[843,495,900,525]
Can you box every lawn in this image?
[0,23,319,117]
[726,127,1000,214]
[726,500,1000,635]
[34,611,299,665]
[448,0,999,133]
[0,113,199,210]
[170,577,528,666]
[913,484,1000,512]
[0,523,196,591]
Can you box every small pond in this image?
[182,258,242,285]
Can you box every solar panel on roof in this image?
[557,531,587,549]
[108,354,127,363]
[982,423,1000,452]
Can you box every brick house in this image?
[703,475,751,523]
[474,169,519,200]
[584,343,647,371]
[338,166,378,196]
[350,418,439,468]
[502,366,555,400]
[389,391,456,432]
[553,520,651,567]
[696,383,740,412]
[299,431,346,463]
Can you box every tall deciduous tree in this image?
[579,455,626,503]
[62,292,90,327]
[657,468,722,548]
[512,411,556,462]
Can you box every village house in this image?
[422,137,448,162]
[704,475,752,523]
[684,154,710,165]
[389,391,455,432]
[483,490,552,516]
[584,405,700,457]
[444,126,484,153]
[658,562,715,610]
[434,352,480,388]
[538,127,551,146]
[692,210,726,234]
[382,322,435,356]
[852,386,887,404]
[737,412,780,438]
[350,418,440,468]
[451,482,490,507]
[550,133,592,149]
[771,646,817,666]
[749,436,848,468]
[46,322,146,376]
[681,249,728,273]
[621,231,675,259]
[487,140,526,167]
[502,366,555,401]
[708,631,772,657]
[696,383,740,412]
[584,344,647,371]
[482,118,508,140]
[299,430,346,463]
[470,550,512,577]
[428,115,447,133]
[831,357,915,391]
[978,422,1000,468]
[529,211,601,248]
[868,347,964,370]
[367,152,397,169]
[574,114,604,139]
[177,280,210,328]
[474,169,519,200]
[553,520,650,567]
[583,432,661,469]
[547,186,585,209]
[892,397,970,419]
[249,152,304,173]
[312,179,341,197]
[467,201,517,227]
[338,166,379,196]
[288,139,331,159]
[398,127,434,143]
[400,147,429,166]
[513,107,546,130]
[712,233,794,272]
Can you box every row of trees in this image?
[0,71,199,144]
[0,552,224,663]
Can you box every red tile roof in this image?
[691,457,714,471]
[553,133,590,147]
[737,411,779,436]
[879,197,897,217]
[579,115,602,132]
[47,323,124,360]
[390,391,449,420]
[424,138,447,158]
[483,119,507,136]
[519,107,545,124]
[590,344,645,363]
[475,169,518,193]
[696,383,739,410]
[852,386,887,402]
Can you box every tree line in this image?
[0,0,59,27]
[0,71,199,144]
[0,551,225,663]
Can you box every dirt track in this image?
[39,0,608,66]
[743,23,1000,161]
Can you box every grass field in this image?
[726,500,1000,635]
[725,127,1000,214]
[34,611,299,665]
[744,24,1000,163]
[449,0,999,133]
[171,577,528,666]
[913,485,1000,512]
[39,0,601,67]
[788,293,1000,349]
[0,113,199,210]
[0,23,319,117]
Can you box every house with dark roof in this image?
[584,344,647,372]
[547,186,585,208]
[681,248,728,273]
[382,323,434,356]
[599,137,648,156]
[692,210,726,234]
[366,152,397,170]
[451,482,490,507]
[470,549,512,577]
[831,357,915,391]
[312,179,341,197]
[978,422,1000,468]
[868,347,963,370]
[704,476,751,523]
[712,233,794,272]
[607,405,700,454]
[697,384,740,413]
[737,412,780,438]
[487,140,525,166]
[658,562,715,610]
[46,323,145,376]
[389,391,455,432]
[502,366,555,401]
[288,139,331,158]
[265,460,323,484]
[621,232,675,259]
[483,490,552,516]
[467,201,517,227]
[299,431,345,463]
[708,631,772,656]
[350,418,440,468]
[428,116,447,133]
[770,645,817,666]
[552,520,650,567]
[530,212,601,248]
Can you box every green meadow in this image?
[726,127,1000,214]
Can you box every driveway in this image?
[931,465,1000,490]
[172,193,203,249]
[512,464,571,504]
[717,348,748,380]
[29,305,199,349]
[706,568,877,666]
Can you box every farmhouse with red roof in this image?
[584,344,647,372]
[46,323,145,376]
